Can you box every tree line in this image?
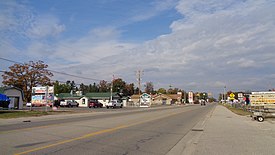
[2,60,186,102]
[54,79,137,97]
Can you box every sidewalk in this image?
[193,105,275,155]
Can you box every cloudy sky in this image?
[0,0,275,97]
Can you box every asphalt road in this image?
[0,104,215,155]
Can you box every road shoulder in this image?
[193,105,275,155]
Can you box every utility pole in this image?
[136,70,143,106]
[184,91,187,104]
[223,85,226,103]
[45,86,48,112]
[110,75,114,101]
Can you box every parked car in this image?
[60,100,79,107]
[26,102,32,107]
[53,100,60,107]
[88,100,103,108]
[106,100,123,109]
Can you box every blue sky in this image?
[1,0,275,97]
[26,0,181,42]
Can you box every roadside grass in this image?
[0,110,72,119]
[221,103,252,116]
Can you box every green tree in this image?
[89,83,99,92]
[123,83,135,96]
[98,80,109,92]
[2,60,53,101]
[144,82,154,94]
[112,78,126,93]
[199,92,208,100]
[65,80,78,94]
[134,87,141,95]
[167,88,180,94]
[79,83,89,94]
[157,88,167,94]
[54,81,75,94]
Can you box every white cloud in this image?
[0,14,15,30]
[27,14,65,38]
[46,27,137,70]
[212,81,226,88]
[131,0,178,22]
[226,58,257,68]
[99,0,275,93]
[0,1,34,39]
[0,1,65,40]
[1,0,275,96]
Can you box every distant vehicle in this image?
[106,100,123,109]
[200,100,206,106]
[88,100,103,108]
[26,102,32,107]
[60,100,79,107]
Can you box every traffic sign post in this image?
[230,93,235,101]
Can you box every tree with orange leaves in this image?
[2,60,53,102]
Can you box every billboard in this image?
[32,86,54,94]
[31,86,54,106]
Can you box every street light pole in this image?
[223,86,226,103]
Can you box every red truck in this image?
[88,100,103,108]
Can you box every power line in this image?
[49,70,101,81]
[0,57,105,82]
[0,57,20,64]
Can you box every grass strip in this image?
[0,110,52,119]
[0,110,73,119]
[221,104,252,116]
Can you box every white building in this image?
[0,87,24,109]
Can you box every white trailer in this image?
[250,92,275,122]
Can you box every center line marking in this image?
[14,109,191,155]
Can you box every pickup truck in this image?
[106,100,123,109]
[60,100,79,107]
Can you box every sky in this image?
[1,0,275,97]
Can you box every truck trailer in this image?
[250,92,275,122]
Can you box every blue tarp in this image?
[0,94,10,101]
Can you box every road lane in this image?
[0,106,188,132]
[0,104,215,155]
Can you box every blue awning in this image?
[0,94,10,101]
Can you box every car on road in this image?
[88,100,103,108]
[106,100,123,109]
[60,100,79,107]
[200,100,206,106]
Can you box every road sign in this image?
[140,93,151,107]
[230,93,235,100]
